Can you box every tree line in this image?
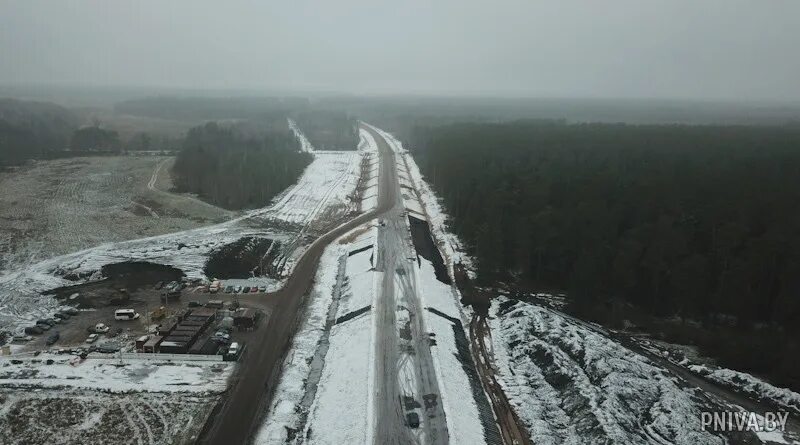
[0,99,77,166]
[406,121,800,387]
[171,121,312,210]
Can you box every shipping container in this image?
[143,335,163,353]
[159,341,188,354]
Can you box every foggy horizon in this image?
[2,1,800,103]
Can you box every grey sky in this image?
[1,0,799,101]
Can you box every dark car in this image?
[96,345,120,354]
[35,322,51,331]
[53,312,69,320]
[24,326,43,335]
[242,286,251,293]
[224,286,234,293]
[406,412,420,428]
[188,301,202,308]
[45,332,60,346]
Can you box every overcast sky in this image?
[1,0,799,101]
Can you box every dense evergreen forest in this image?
[171,121,311,210]
[293,110,358,150]
[0,99,77,166]
[407,121,800,387]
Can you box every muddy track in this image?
[470,314,533,445]
[199,124,398,445]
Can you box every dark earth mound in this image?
[204,237,281,279]
[408,215,450,284]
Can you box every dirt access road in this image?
[200,124,399,445]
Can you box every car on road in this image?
[225,342,242,361]
[53,312,70,320]
[406,412,420,429]
[35,322,51,331]
[224,286,234,293]
[188,301,202,308]
[250,287,258,293]
[38,318,57,327]
[24,326,43,335]
[96,345,119,354]
[258,286,267,292]
[93,323,110,334]
[46,332,60,346]
[114,309,140,320]
[212,331,231,344]
[234,286,242,293]
[242,286,251,293]
[85,333,99,343]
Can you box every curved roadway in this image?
[200,124,398,445]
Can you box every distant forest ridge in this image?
[406,121,800,388]
[0,96,360,167]
[115,96,359,150]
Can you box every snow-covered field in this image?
[0,355,233,394]
[0,127,369,336]
[0,389,218,445]
[0,155,230,273]
[0,355,234,445]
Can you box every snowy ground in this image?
[0,127,368,336]
[0,355,233,394]
[634,337,800,418]
[0,389,218,445]
[369,123,471,273]
[255,224,377,445]
[257,125,493,445]
[289,118,314,153]
[0,355,234,444]
[487,297,776,445]
[358,128,379,213]
[0,155,231,273]
[415,258,489,445]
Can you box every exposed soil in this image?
[45,261,184,308]
[204,237,281,279]
[408,215,450,285]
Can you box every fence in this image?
[94,352,224,362]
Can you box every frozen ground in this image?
[689,364,800,416]
[369,123,471,271]
[0,355,233,394]
[0,155,231,273]
[632,336,800,418]
[288,118,314,153]
[0,127,367,336]
[255,225,377,445]
[0,355,234,445]
[487,297,762,445]
[0,389,218,445]
[415,258,489,445]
